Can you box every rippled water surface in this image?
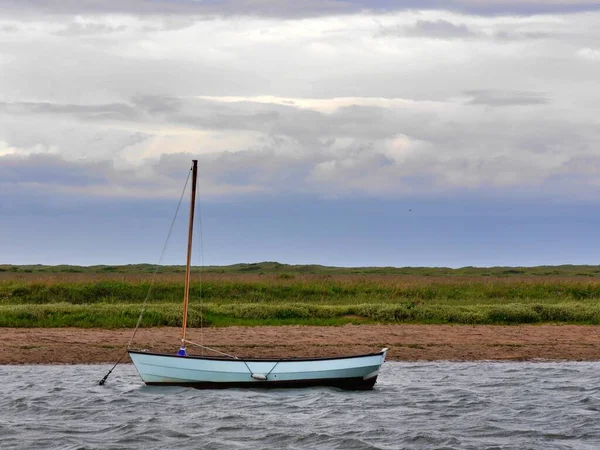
[2,362,600,449]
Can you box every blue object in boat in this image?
[177,347,187,356]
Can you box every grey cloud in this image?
[188,101,419,142]
[3,11,594,106]
[494,30,553,40]
[0,97,284,134]
[1,40,270,101]
[0,118,149,161]
[2,7,600,202]
[382,19,476,39]
[131,96,183,115]
[140,17,204,33]
[4,93,564,166]
[0,92,585,160]
[54,22,127,36]
[0,0,371,18]
[2,0,600,18]
[411,19,475,38]
[3,102,600,202]
[326,106,406,140]
[174,101,419,143]
[0,24,19,32]
[0,96,423,144]
[0,153,114,186]
[0,149,302,199]
[563,154,600,174]
[1,97,279,131]
[380,21,562,42]
[172,103,282,134]
[465,90,549,106]
[0,101,139,121]
[182,110,281,133]
[0,152,178,199]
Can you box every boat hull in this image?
[129,349,387,390]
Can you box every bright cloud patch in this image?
[576,47,600,61]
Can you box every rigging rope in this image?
[183,339,238,359]
[98,167,192,386]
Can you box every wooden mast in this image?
[181,160,198,346]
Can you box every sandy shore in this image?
[3,325,600,364]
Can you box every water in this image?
[2,362,600,449]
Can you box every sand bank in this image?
[3,325,600,364]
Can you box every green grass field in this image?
[2,262,600,327]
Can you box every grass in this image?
[3,263,600,327]
[4,274,600,305]
[1,301,600,328]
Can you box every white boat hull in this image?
[129,348,388,390]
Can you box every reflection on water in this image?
[2,362,600,449]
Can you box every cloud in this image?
[0,100,139,121]
[2,8,600,204]
[387,19,476,39]
[380,18,565,42]
[465,90,549,106]
[0,153,116,188]
[494,30,553,40]
[576,47,600,60]
[54,21,127,36]
[131,95,183,115]
[2,0,600,18]
[3,95,600,202]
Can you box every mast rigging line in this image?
[98,166,193,386]
[183,339,236,359]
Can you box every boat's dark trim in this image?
[145,375,378,391]
[128,349,385,363]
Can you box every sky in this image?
[1,0,600,267]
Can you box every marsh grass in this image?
[2,302,600,327]
[3,276,600,305]
[3,264,600,327]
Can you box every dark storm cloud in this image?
[465,90,550,106]
[2,0,599,18]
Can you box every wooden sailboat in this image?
[128,160,388,390]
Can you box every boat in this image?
[127,160,388,390]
